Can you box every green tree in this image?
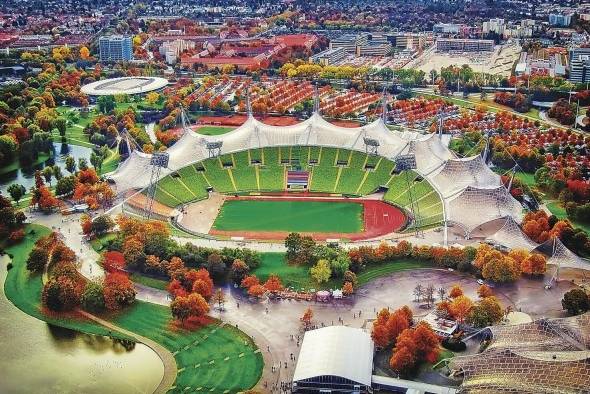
[41,166,53,185]
[0,135,17,166]
[91,215,115,235]
[97,95,116,114]
[7,183,26,204]
[561,288,589,316]
[78,157,88,171]
[55,175,76,196]
[52,165,63,180]
[65,155,76,174]
[54,117,67,136]
[90,151,104,171]
[82,282,105,312]
[310,259,332,283]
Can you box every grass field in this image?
[111,301,263,392]
[212,199,363,233]
[253,253,434,291]
[547,200,590,235]
[196,126,235,135]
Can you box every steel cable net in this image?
[110,112,411,193]
[449,313,590,393]
[487,216,539,251]
[445,185,523,235]
[405,133,454,175]
[109,150,170,192]
[431,155,501,198]
[533,237,590,271]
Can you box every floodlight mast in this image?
[395,154,423,237]
[144,152,169,220]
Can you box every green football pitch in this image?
[212,199,364,233]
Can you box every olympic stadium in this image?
[108,106,587,276]
[81,76,169,96]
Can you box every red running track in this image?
[208,195,407,241]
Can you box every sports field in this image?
[212,199,363,233]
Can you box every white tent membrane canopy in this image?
[292,326,374,387]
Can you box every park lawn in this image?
[196,126,236,136]
[253,253,434,291]
[546,200,590,235]
[89,232,118,252]
[212,199,363,233]
[356,259,435,286]
[110,301,263,392]
[3,224,130,340]
[129,273,169,290]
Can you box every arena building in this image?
[81,76,168,96]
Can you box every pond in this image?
[0,256,164,394]
[0,142,93,195]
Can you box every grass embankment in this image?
[5,224,264,392]
[3,224,129,339]
[546,200,590,235]
[213,199,363,233]
[196,126,236,136]
[111,302,263,393]
[253,252,434,291]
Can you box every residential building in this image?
[330,33,369,54]
[436,38,494,52]
[159,39,195,64]
[434,23,461,35]
[99,35,133,62]
[569,47,590,83]
[309,47,347,66]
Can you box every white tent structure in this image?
[109,110,530,247]
[445,185,523,237]
[430,155,501,197]
[292,326,374,392]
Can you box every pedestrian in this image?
[237,302,239,309]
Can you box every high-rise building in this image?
[569,47,590,83]
[549,13,572,27]
[99,35,133,62]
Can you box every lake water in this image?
[0,256,164,394]
[0,142,93,195]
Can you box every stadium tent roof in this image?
[430,155,501,197]
[445,185,523,235]
[109,112,411,191]
[81,77,168,96]
[449,313,590,393]
[292,326,374,387]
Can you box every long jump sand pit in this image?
[179,194,407,241]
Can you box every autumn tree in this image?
[342,281,354,296]
[241,274,260,289]
[467,296,504,327]
[79,46,90,59]
[371,307,412,348]
[263,274,284,293]
[42,276,82,311]
[521,253,547,276]
[213,288,226,310]
[389,322,440,377]
[248,284,266,298]
[300,307,313,329]
[26,246,49,272]
[477,284,494,298]
[450,295,474,323]
[482,255,520,282]
[103,272,136,310]
[449,285,463,298]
